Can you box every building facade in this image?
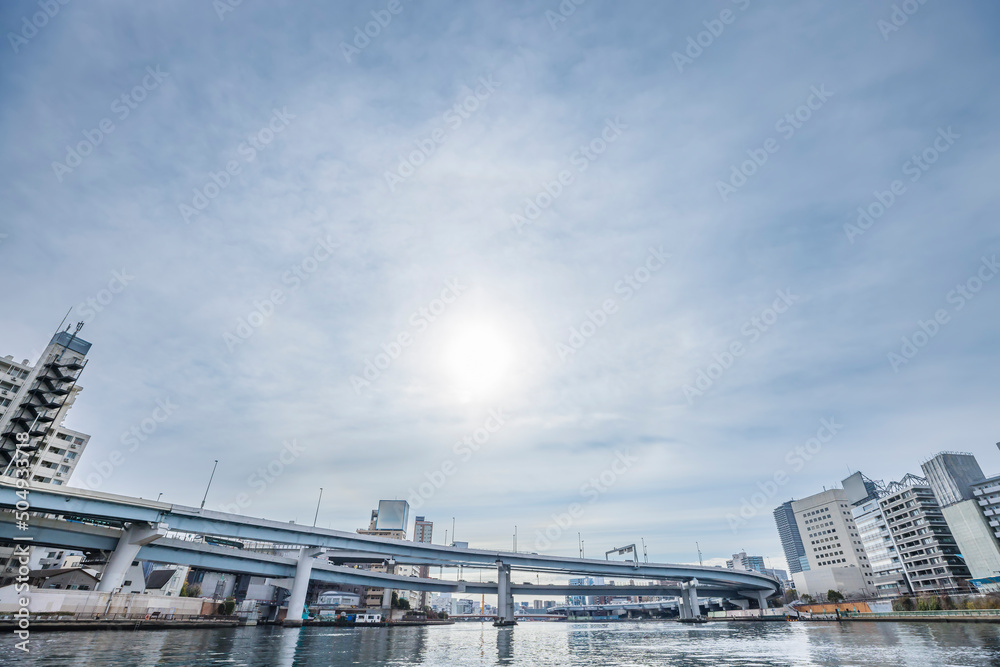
[0,326,92,486]
[788,489,875,598]
[855,473,971,596]
[412,516,433,610]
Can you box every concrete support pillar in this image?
[494,561,516,626]
[283,547,323,627]
[96,522,168,592]
[756,591,769,612]
[687,580,700,618]
[380,559,396,611]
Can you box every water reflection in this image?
[10,620,1000,666]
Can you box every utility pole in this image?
[513,525,517,552]
[641,538,648,563]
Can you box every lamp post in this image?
[313,487,323,527]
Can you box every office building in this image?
[773,501,809,574]
[0,325,92,485]
[922,452,986,507]
[787,488,875,598]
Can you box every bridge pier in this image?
[755,590,769,612]
[95,522,167,592]
[678,579,700,619]
[284,547,323,627]
[494,561,516,626]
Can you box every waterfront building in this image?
[853,472,972,596]
[917,451,1000,593]
[773,501,809,575]
[786,488,875,598]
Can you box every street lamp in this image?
[200,459,219,510]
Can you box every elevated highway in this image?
[0,480,779,624]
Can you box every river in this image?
[6,620,1000,666]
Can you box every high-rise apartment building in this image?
[773,501,809,575]
[918,451,1000,593]
[854,473,971,596]
[0,325,92,486]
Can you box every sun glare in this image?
[444,322,515,399]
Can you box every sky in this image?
[1,0,998,576]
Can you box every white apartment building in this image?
[790,489,875,598]
[0,326,92,486]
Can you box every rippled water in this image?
[7,620,1000,666]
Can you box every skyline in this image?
[2,0,999,575]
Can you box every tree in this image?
[826,590,845,603]
[782,589,799,605]
[391,592,410,610]
[219,597,237,615]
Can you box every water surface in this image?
[7,620,1000,666]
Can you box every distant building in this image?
[726,552,765,573]
[412,516,433,610]
[567,576,604,605]
[356,501,417,609]
[773,501,809,575]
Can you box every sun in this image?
[444,322,515,399]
